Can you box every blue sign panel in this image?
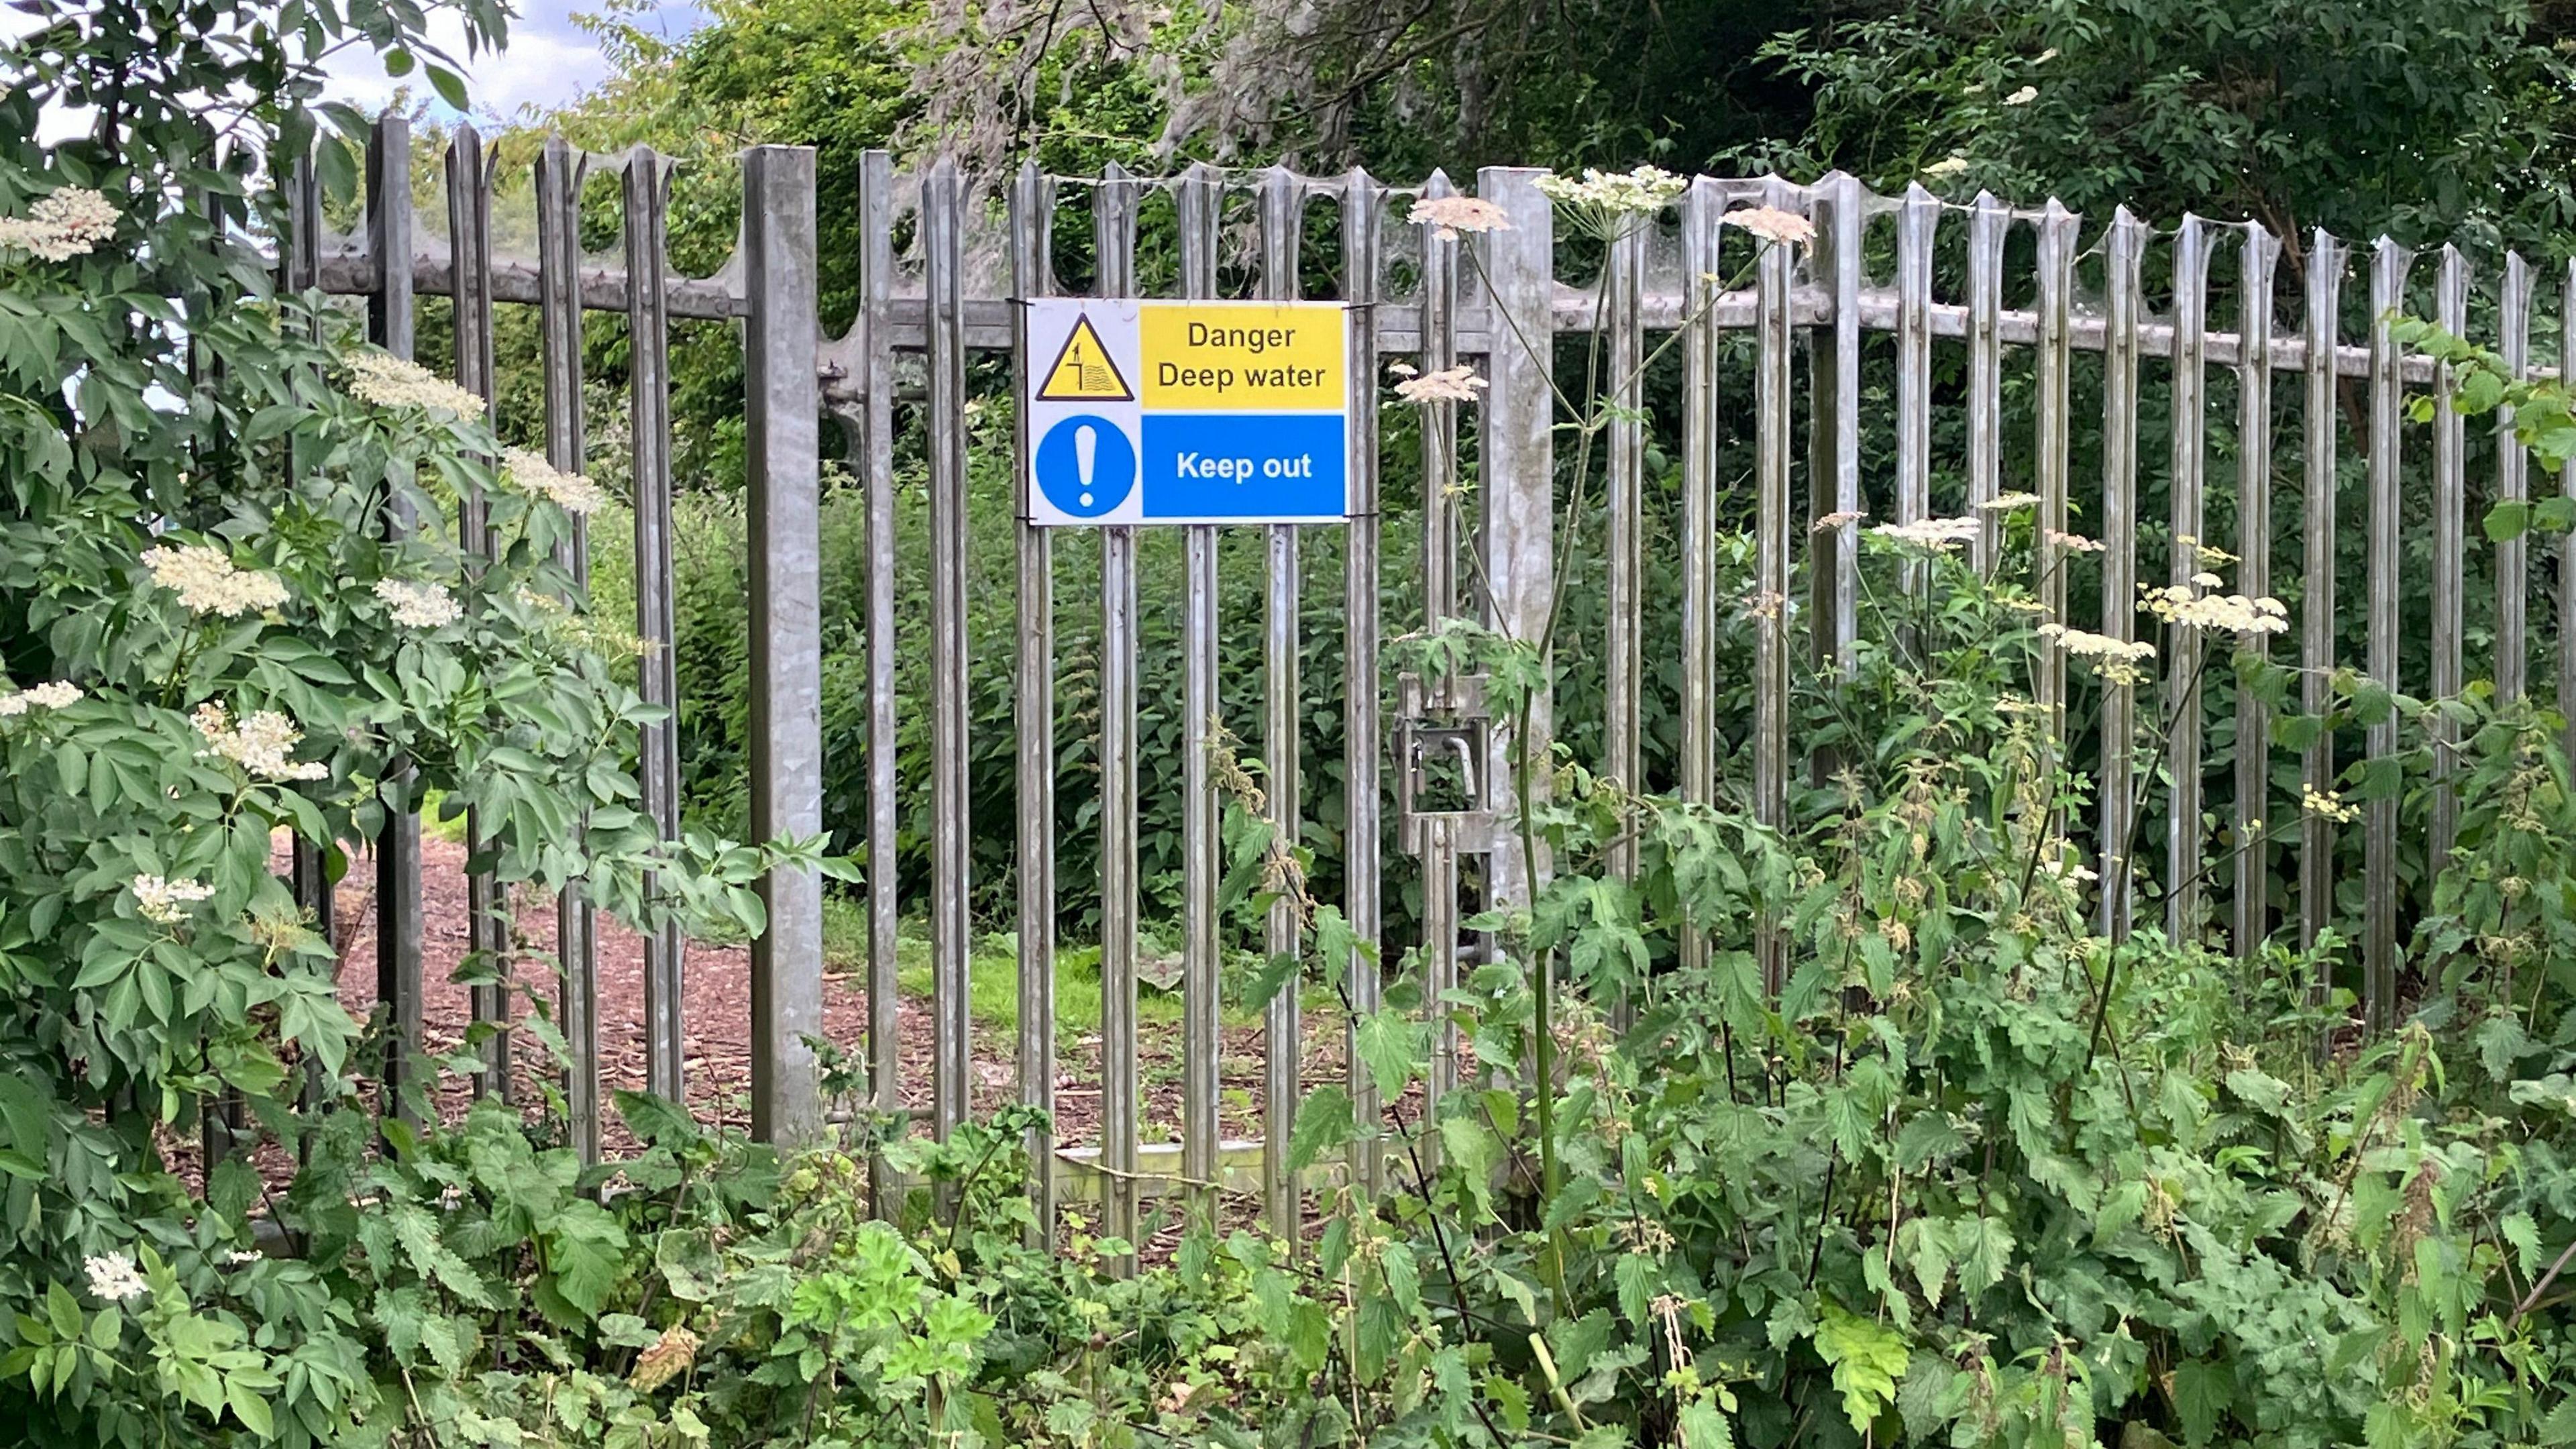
[1140,414,1347,521]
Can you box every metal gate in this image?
[295,122,2568,1244]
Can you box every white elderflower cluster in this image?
[0,186,119,261]
[130,875,215,927]
[1811,508,1868,533]
[1721,204,1816,247]
[345,352,486,419]
[0,680,80,716]
[1536,166,1686,237]
[2303,786,2361,824]
[2002,86,2039,106]
[2140,579,2290,638]
[2039,624,2158,685]
[1924,154,1972,179]
[84,1251,148,1302]
[193,702,328,782]
[503,447,608,515]
[1408,195,1512,241]
[1393,365,1487,405]
[142,544,289,618]
[1981,492,2041,513]
[1870,515,1982,551]
[374,578,463,629]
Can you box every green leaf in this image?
[1440,1116,1502,1218]
[2504,1212,2542,1279]
[2486,498,2533,541]
[2173,1359,2235,1446]
[425,63,472,111]
[390,1202,496,1309]
[1242,949,1302,1013]
[1954,1216,2014,1298]
[1676,1401,1733,1449]
[1287,1084,1355,1172]
[1547,1309,1613,1383]
[2224,1067,2291,1114]
[225,1377,274,1438]
[1613,1250,1659,1328]
[1899,1217,1952,1309]
[1352,1009,1421,1102]
[1813,1302,1909,1436]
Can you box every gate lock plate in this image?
[1396,670,1492,854]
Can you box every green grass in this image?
[417,788,472,845]
[820,896,1327,1042]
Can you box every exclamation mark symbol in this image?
[1075,424,1097,508]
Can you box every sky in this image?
[317,0,704,121]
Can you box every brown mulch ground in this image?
[292,836,1418,1240]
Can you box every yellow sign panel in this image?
[1037,313,1135,402]
[1140,301,1345,411]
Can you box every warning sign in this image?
[1022,299,1350,527]
[1038,314,1134,402]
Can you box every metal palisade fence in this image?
[288,120,2565,1244]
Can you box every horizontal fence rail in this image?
[290,127,2571,1246]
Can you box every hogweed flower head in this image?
[84,1252,148,1302]
[374,578,463,629]
[0,680,80,716]
[1721,204,1815,247]
[1811,508,1868,533]
[143,544,289,618]
[345,352,486,419]
[1870,515,1982,551]
[502,447,608,515]
[2140,579,2288,638]
[131,875,215,926]
[1409,195,1511,241]
[2047,529,2106,554]
[1394,365,1487,405]
[2039,624,2157,685]
[1535,166,1686,237]
[1981,492,2041,513]
[193,702,329,782]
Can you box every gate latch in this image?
[1395,670,1491,853]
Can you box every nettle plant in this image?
[1220,176,2576,1449]
[0,2,824,1443]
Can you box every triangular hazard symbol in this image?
[1038,315,1134,402]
